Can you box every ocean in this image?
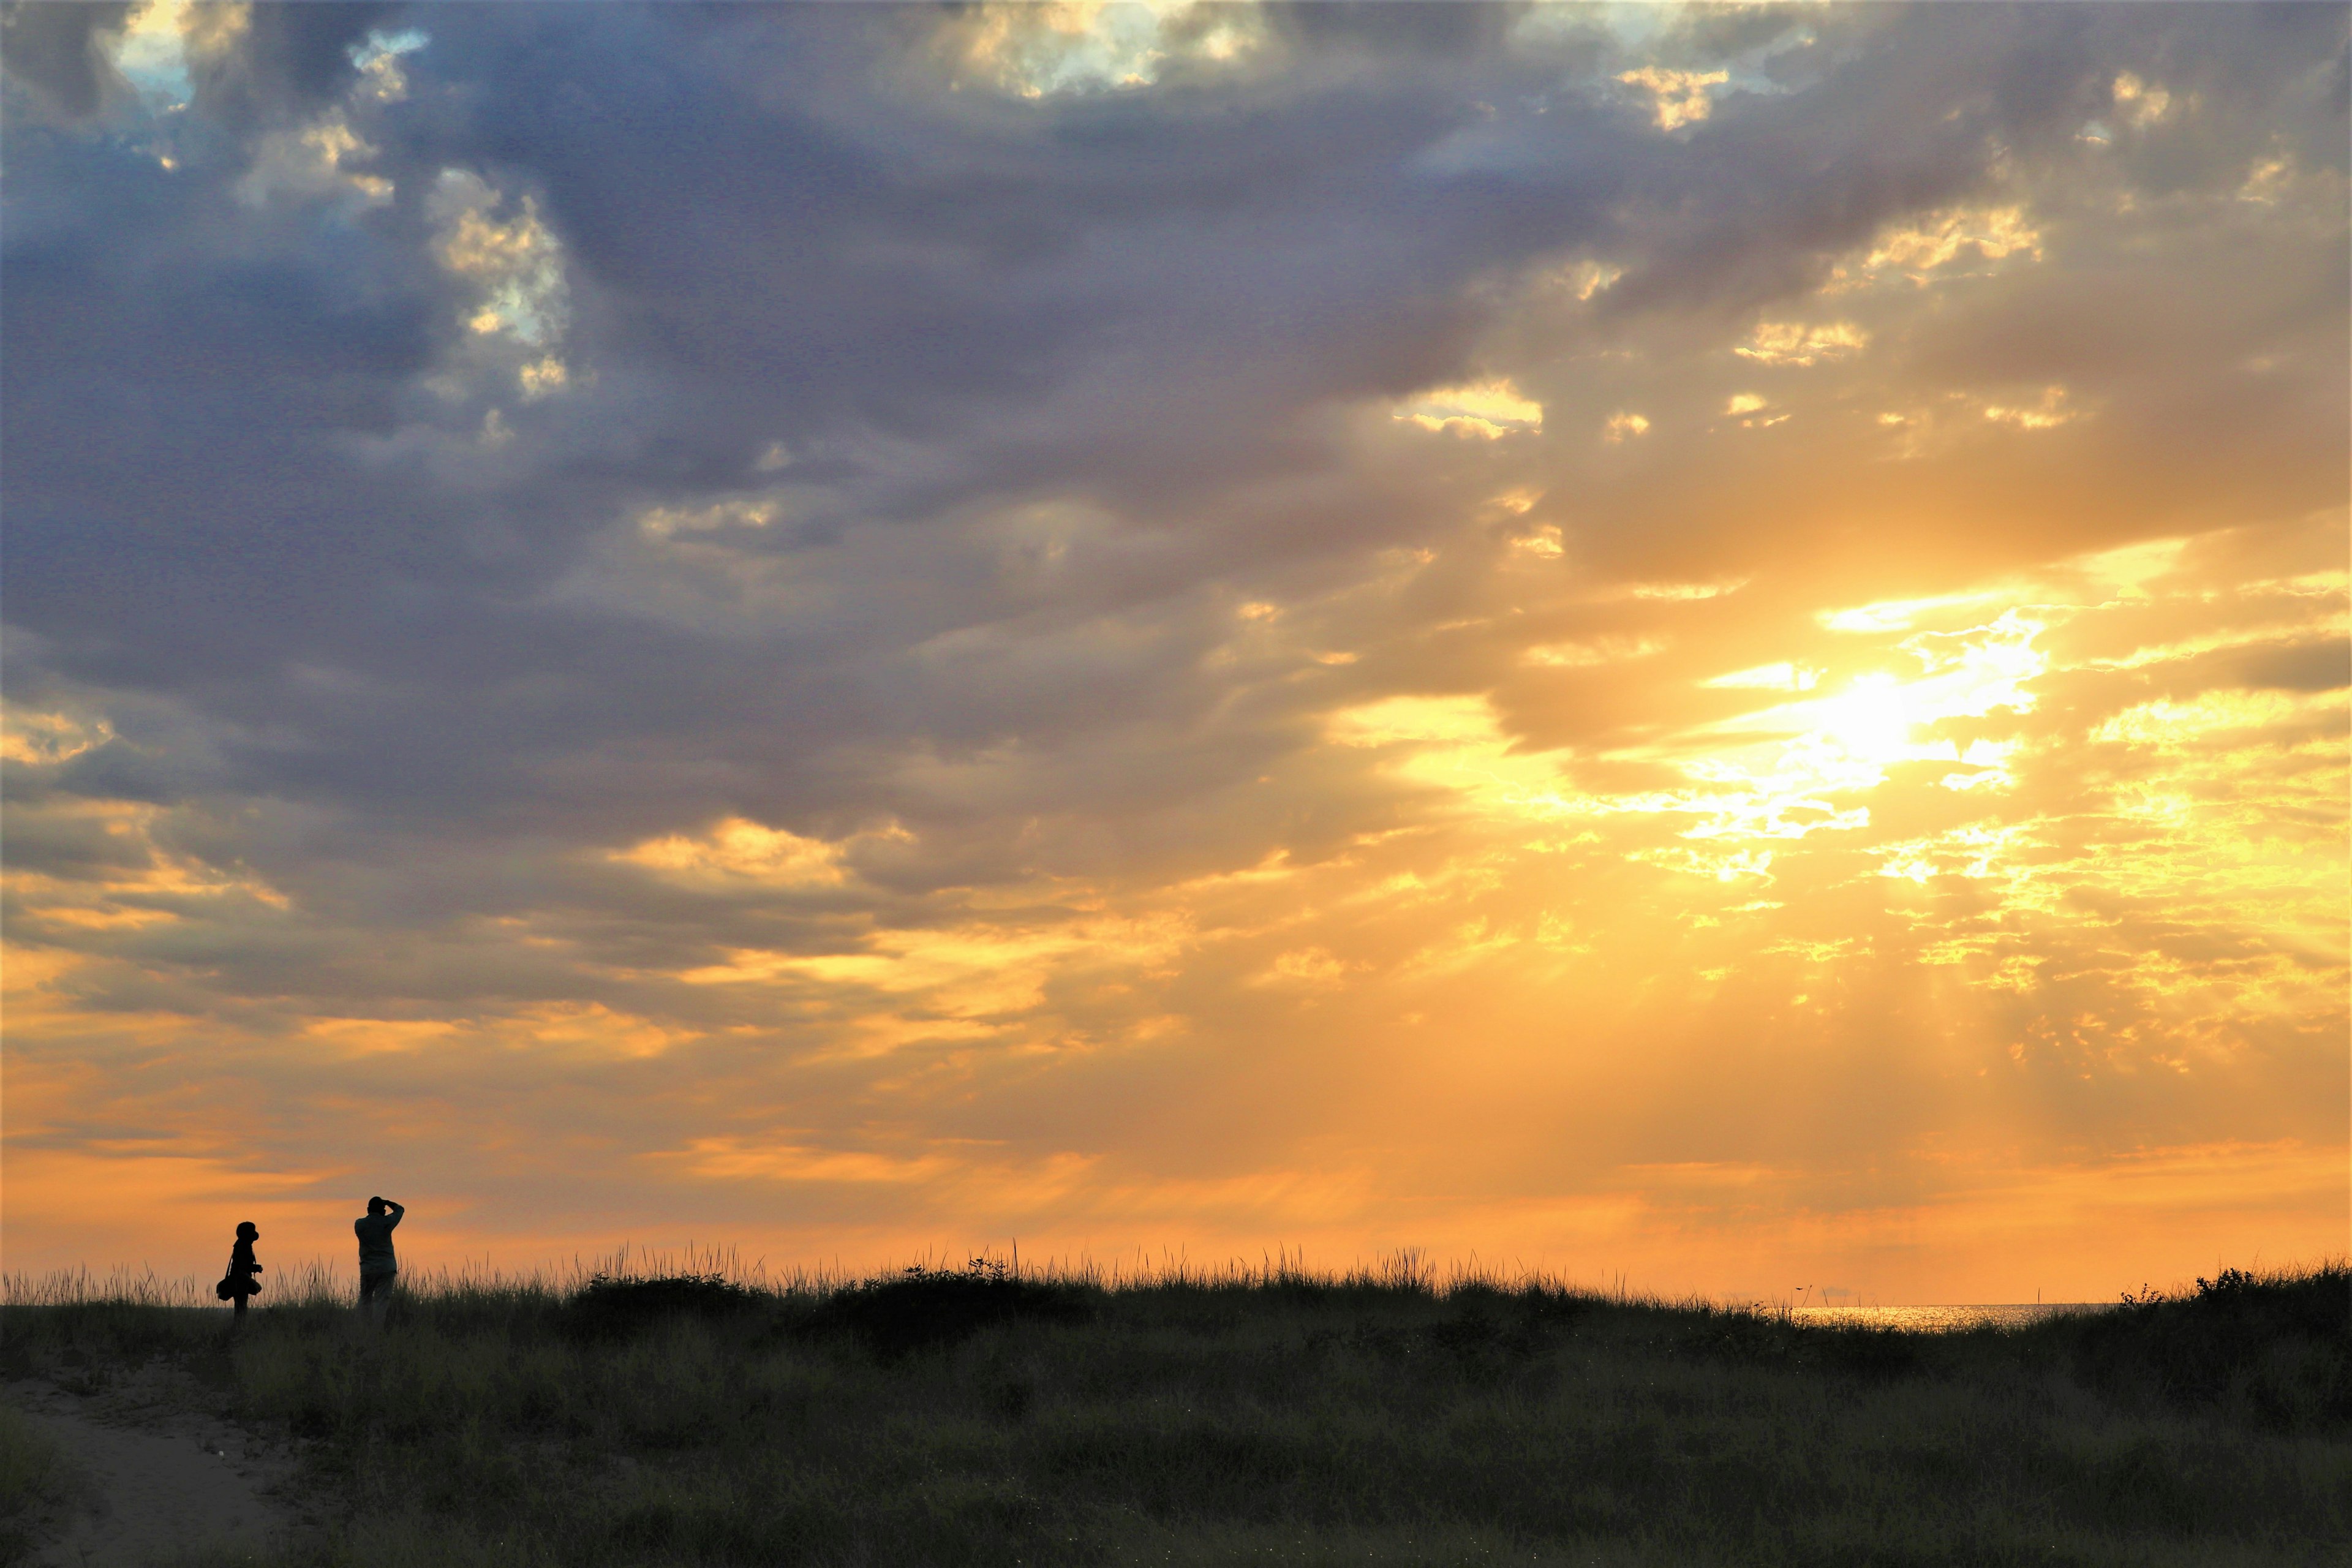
[1789,1303,2111,1332]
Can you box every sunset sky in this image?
[4,2,2345,1303]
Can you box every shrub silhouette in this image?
[2068,1262,2351,1430]
[800,1257,1091,1361]
[1811,1326,1920,1382]
[564,1272,766,1340]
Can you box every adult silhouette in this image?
[355,1196,405,1325]
[219,1221,263,1320]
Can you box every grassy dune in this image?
[1,1255,2344,1567]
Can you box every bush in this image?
[2067,1262,2351,1430]
[799,1258,1093,1362]
[562,1273,767,1340]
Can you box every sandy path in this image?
[6,1373,315,1567]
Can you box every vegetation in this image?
[0,1400,80,1565]
[2,1254,2344,1567]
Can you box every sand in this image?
[7,1366,315,1566]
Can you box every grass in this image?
[1,1252,2345,1567]
[0,1400,81,1566]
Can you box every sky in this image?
[2,2,2345,1305]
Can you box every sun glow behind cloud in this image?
[3,1,2345,1303]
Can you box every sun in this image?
[1811,674,1923,764]
[1730,612,2049,784]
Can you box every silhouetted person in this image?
[219,1221,263,1321]
[356,1196,404,1325]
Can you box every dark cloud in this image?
[2234,638,2352,695]
[0,2,132,122]
[208,2,402,118]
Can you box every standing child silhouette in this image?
[355,1196,404,1325]
[219,1221,263,1321]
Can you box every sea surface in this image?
[1789,1303,2111,1333]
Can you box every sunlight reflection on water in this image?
[1790,1304,2110,1333]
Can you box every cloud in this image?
[1736,322,1868,368]
[1618,65,1728,133]
[3,2,2344,1297]
[1395,377,1544,439]
[0,3,135,123]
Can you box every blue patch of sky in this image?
[114,3,191,113]
[351,28,431,72]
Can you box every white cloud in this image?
[1395,379,1545,439]
[432,172,571,350]
[235,113,392,208]
[1618,66,1728,132]
[349,26,429,104]
[932,1,1267,99]
[1736,322,1867,368]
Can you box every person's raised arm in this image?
[385,1199,404,1229]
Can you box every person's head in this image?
[367,1196,386,1216]
[236,1221,259,1240]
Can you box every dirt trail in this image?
[6,1371,315,1567]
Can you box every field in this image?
[1,1256,2345,1567]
